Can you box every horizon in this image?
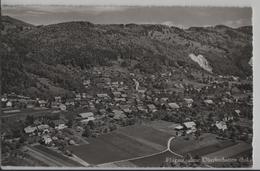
[2,5,252,28]
[3,14,252,30]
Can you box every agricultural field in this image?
[25,145,83,167]
[69,121,175,165]
[169,133,223,155]
[130,151,181,167]
[203,142,252,159]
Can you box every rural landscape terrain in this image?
[1,13,253,168]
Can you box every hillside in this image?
[1,16,253,98]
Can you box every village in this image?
[1,66,253,167]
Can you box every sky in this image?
[1,1,252,28]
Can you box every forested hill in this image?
[1,16,252,98]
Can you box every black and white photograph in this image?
[1,0,259,169]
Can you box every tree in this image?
[87,120,95,130]
[49,121,55,128]
[82,126,92,137]
[25,115,34,125]
[67,119,73,128]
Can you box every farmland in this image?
[130,151,181,167]
[68,123,173,165]
[67,120,252,167]
[24,145,83,167]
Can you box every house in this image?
[223,115,234,122]
[38,100,47,107]
[114,98,126,102]
[59,104,67,111]
[112,91,121,98]
[184,98,193,108]
[222,97,233,103]
[138,89,146,94]
[120,105,132,113]
[121,94,128,98]
[65,99,75,106]
[55,124,68,130]
[113,110,127,120]
[137,105,148,113]
[69,139,76,145]
[1,97,8,102]
[160,97,169,103]
[83,80,91,86]
[51,102,60,108]
[112,110,124,115]
[147,104,157,112]
[183,121,196,129]
[78,112,94,119]
[37,124,50,131]
[24,126,37,134]
[112,81,119,86]
[204,99,214,105]
[42,135,52,145]
[215,121,227,131]
[54,96,62,103]
[82,93,87,99]
[183,121,197,134]
[98,109,106,115]
[6,101,12,107]
[234,110,241,116]
[174,125,184,131]
[97,93,109,99]
[168,103,180,109]
[80,117,96,124]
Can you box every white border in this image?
[1,0,259,170]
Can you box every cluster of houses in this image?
[2,66,252,149]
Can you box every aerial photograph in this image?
[1,0,253,168]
